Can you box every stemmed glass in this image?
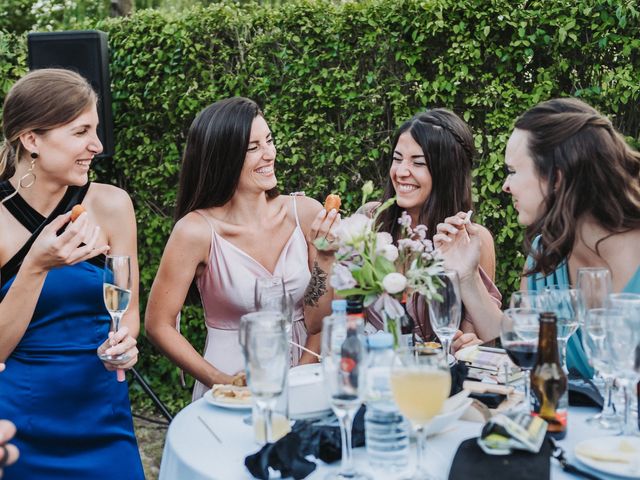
[241,311,289,444]
[576,268,619,428]
[582,308,623,430]
[390,347,451,480]
[321,313,370,480]
[427,270,461,362]
[98,255,132,363]
[544,287,583,372]
[500,308,541,412]
[509,290,549,310]
[255,277,293,333]
[606,293,640,436]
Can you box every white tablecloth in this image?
[159,399,606,480]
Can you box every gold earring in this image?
[19,152,37,189]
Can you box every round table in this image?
[158,399,608,480]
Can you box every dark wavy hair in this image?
[377,108,475,241]
[175,96,277,221]
[516,98,640,276]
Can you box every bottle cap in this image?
[331,299,347,312]
[367,332,394,349]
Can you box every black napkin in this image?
[567,369,604,408]
[244,406,366,479]
[450,361,468,396]
[448,437,551,480]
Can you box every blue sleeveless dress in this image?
[0,182,144,479]
[526,237,640,379]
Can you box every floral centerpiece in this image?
[317,182,444,347]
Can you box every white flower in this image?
[382,293,404,319]
[380,244,399,262]
[330,264,357,290]
[334,214,373,245]
[375,231,393,250]
[382,272,407,294]
[398,211,412,229]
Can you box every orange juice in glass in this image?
[391,347,451,480]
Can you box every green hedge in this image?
[1,0,639,411]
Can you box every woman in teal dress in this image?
[0,70,144,479]
[432,97,640,378]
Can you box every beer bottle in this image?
[400,293,415,347]
[531,312,568,439]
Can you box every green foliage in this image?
[1,0,639,411]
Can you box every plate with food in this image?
[204,384,252,410]
[575,436,640,479]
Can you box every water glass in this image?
[427,270,462,360]
[509,290,549,310]
[241,311,289,444]
[577,268,612,310]
[321,313,370,480]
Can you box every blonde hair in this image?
[0,68,97,181]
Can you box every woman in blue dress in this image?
[432,97,640,378]
[0,69,144,479]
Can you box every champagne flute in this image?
[606,293,640,436]
[98,255,132,363]
[255,277,293,333]
[391,347,451,480]
[427,270,461,362]
[500,308,540,412]
[583,308,623,430]
[544,287,583,372]
[321,313,370,480]
[241,311,289,444]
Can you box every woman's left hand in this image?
[308,208,340,254]
[97,326,139,371]
[451,330,482,353]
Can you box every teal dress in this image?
[526,237,640,379]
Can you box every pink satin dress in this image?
[191,196,311,400]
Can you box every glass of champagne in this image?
[544,287,583,372]
[391,347,451,480]
[500,308,540,412]
[98,255,132,362]
[321,313,370,480]
[427,270,462,362]
[241,311,289,444]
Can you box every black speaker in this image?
[27,30,114,158]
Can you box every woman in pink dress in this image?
[145,97,336,400]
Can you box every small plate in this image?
[203,389,252,410]
[575,436,640,479]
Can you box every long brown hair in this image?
[377,108,474,241]
[174,97,277,222]
[516,98,640,276]
[0,68,97,181]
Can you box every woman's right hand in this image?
[23,212,109,273]
[433,212,481,281]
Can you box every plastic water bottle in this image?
[364,332,410,471]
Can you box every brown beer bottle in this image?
[531,312,568,439]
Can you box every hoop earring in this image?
[19,153,37,189]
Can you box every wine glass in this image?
[582,308,623,430]
[544,287,583,372]
[500,308,540,412]
[606,293,640,436]
[509,290,549,310]
[391,347,451,480]
[427,270,461,362]
[241,311,289,444]
[321,313,370,480]
[577,268,612,310]
[98,255,132,362]
[255,277,293,333]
